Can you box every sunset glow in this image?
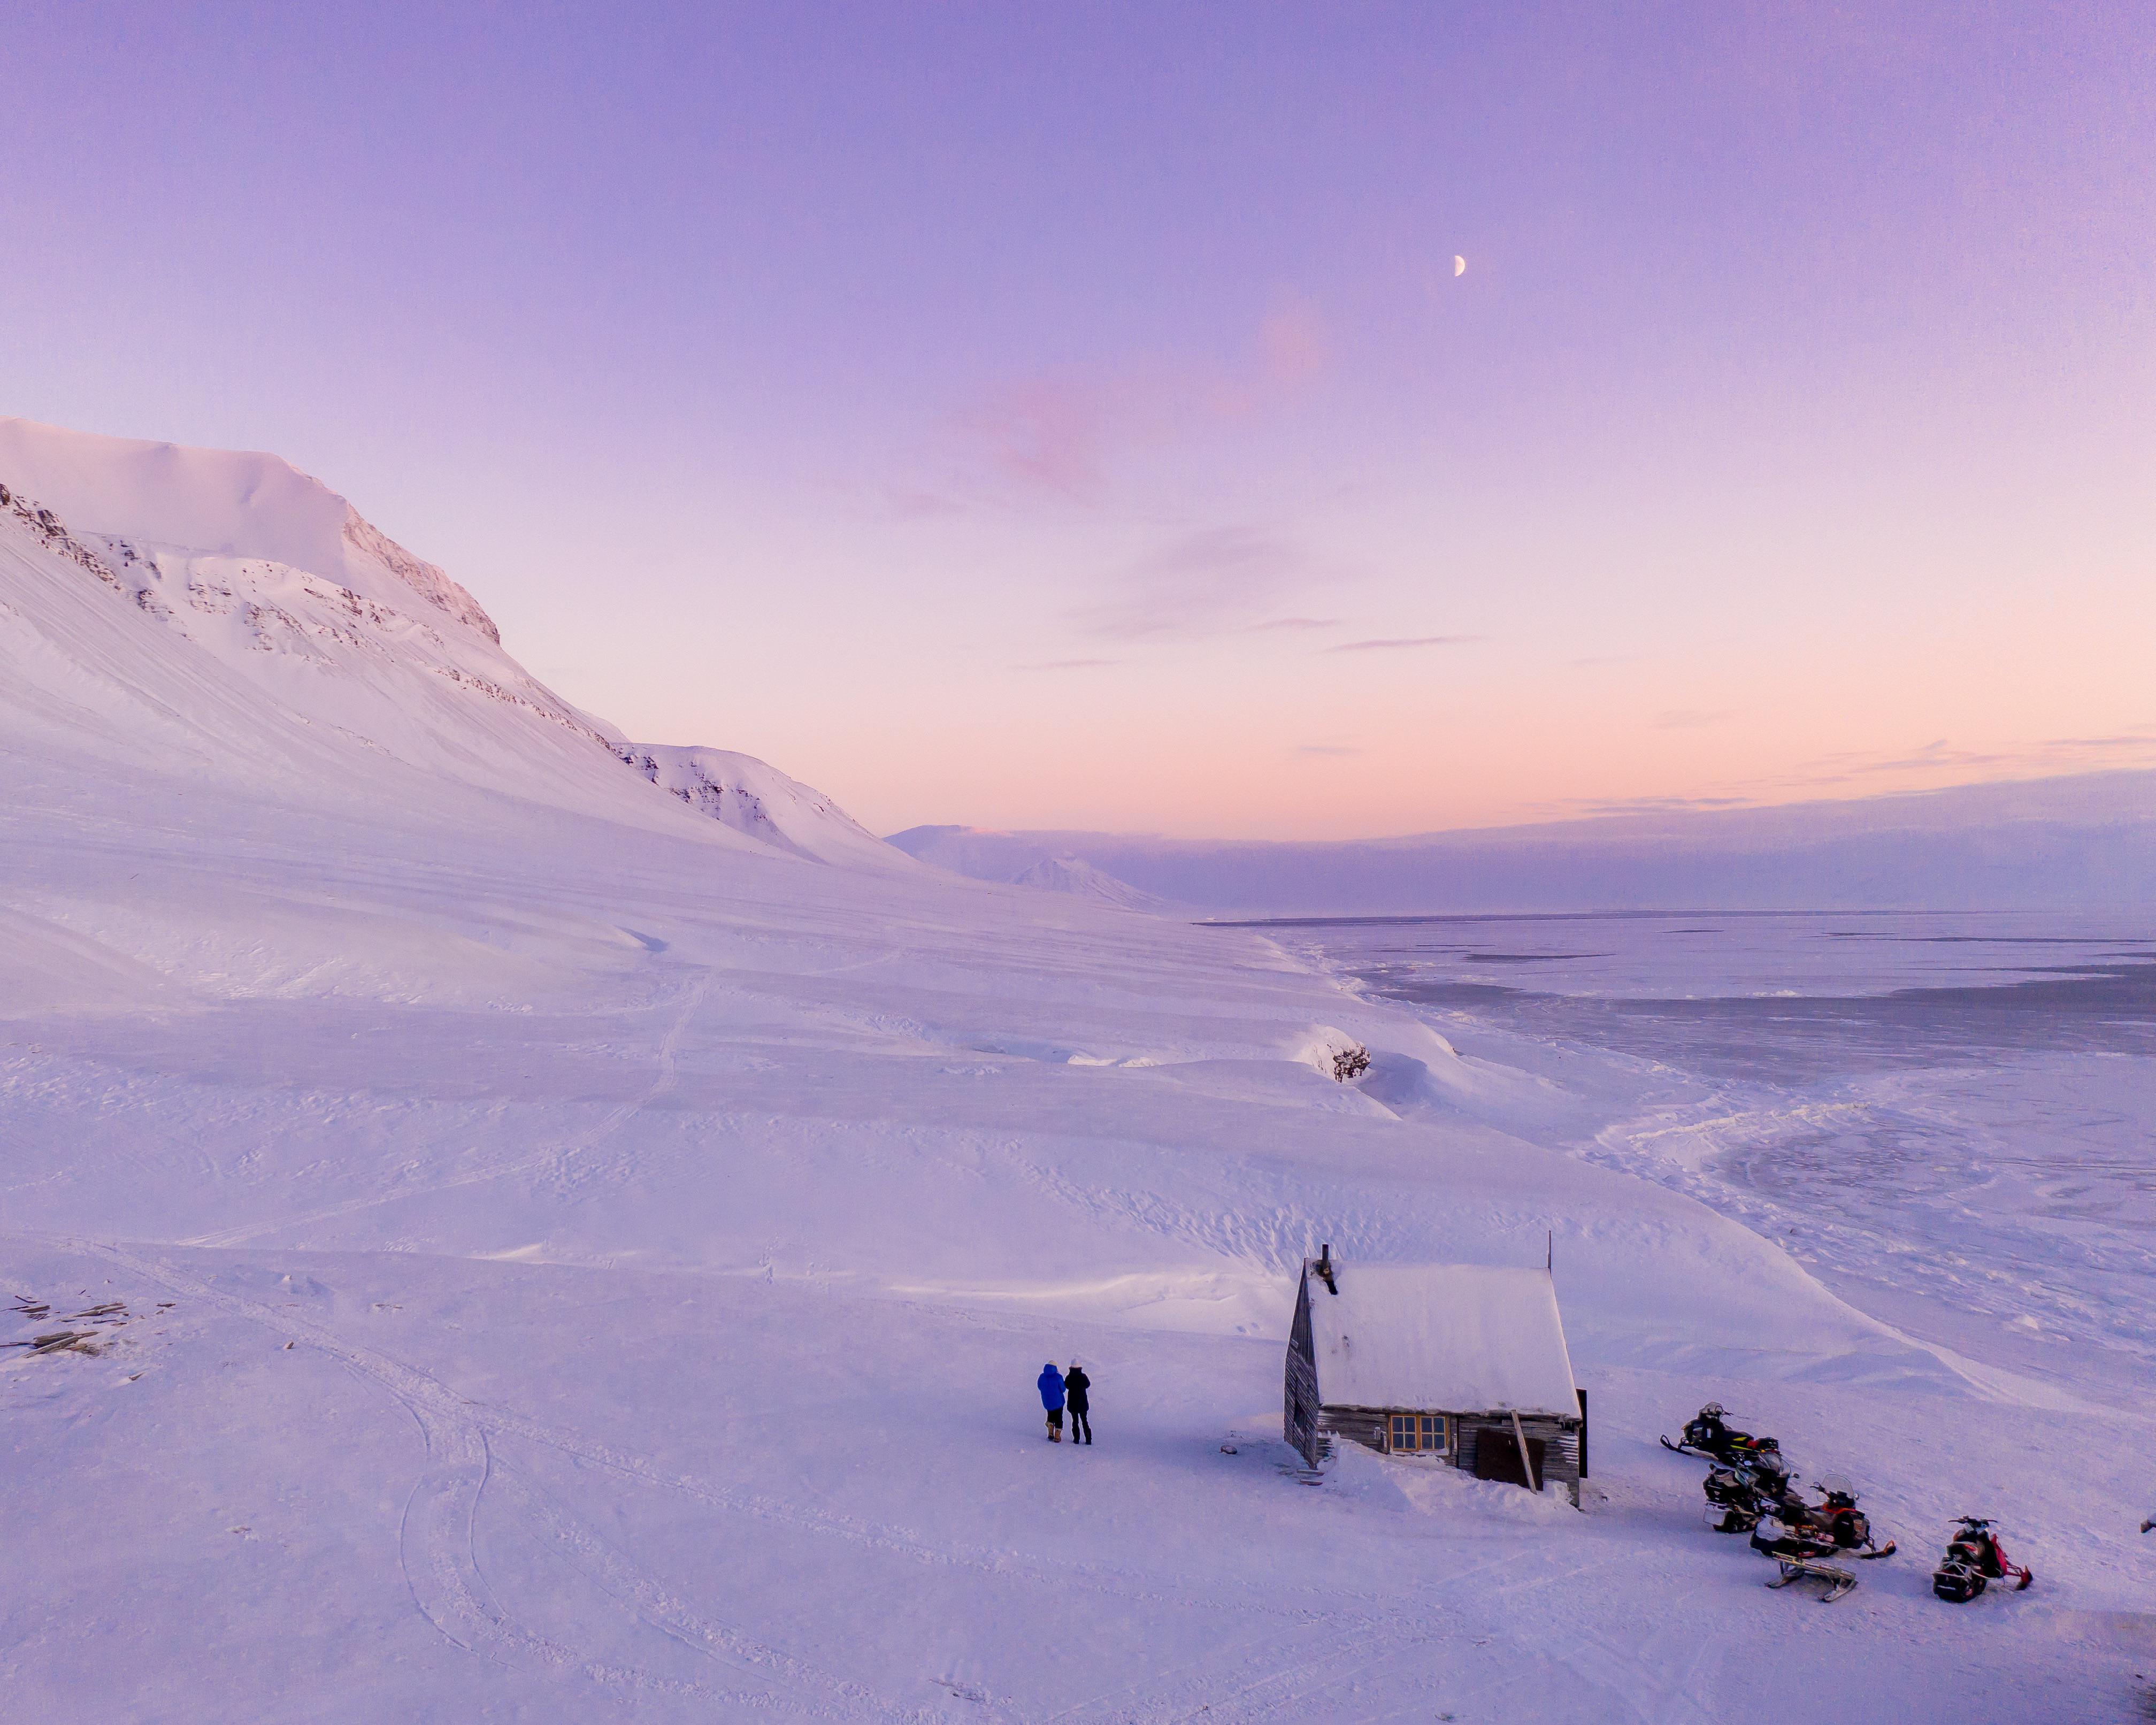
[3,6,2149,838]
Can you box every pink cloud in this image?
[953,294,1332,501]
[1261,293,1329,384]
[957,375,1121,499]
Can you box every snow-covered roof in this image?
[1306,1262,1579,1417]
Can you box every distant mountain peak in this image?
[1009,855,1169,912]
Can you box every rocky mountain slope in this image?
[0,416,908,870]
[616,742,924,872]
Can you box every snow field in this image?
[7,799,2154,1721]
[6,417,2155,1721]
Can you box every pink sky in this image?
[2,5,2150,838]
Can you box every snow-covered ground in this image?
[6,423,2155,1722]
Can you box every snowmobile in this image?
[1750,1512,1863,1602]
[1932,1517,2032,1601]
[1782,1474,1896,1560]
[1664,1401,1737,1459]
[1700,1442,1797,1534]
[1663,1403,1780,1468]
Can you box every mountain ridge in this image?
[890,769,2156,914]
[0,416,910,873]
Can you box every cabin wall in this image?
[1283,1270,1324,1467]
[1315,1405,1584,1504]
[1314,1406,1387,1453]
[1455,1414,1582,1502]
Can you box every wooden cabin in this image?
[1284,1248,1587,1504]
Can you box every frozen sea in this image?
[1233,911,2156,1402]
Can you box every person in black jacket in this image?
[1063,1361,1092,1445]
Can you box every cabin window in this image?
[1388,1413,1447,1453]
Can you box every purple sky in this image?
[4,4,2151,837]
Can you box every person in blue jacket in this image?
[1037,1361,1065,1442]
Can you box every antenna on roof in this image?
[1546,1230,1553,1272]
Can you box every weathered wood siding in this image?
[1283,1268,1324,1467]
[1314,1405,1389,1453]
[1309,1405,1585,1504]
[1455,1413,1583,1502]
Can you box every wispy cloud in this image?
[880,487,966,522]
[1812,730,2156,783]
[1017,657,1122,671]
[1247,616,1341,633]
[1562,795,1755,816]
[2039,727,2156,749]
[1570,727,2156,815]
[1072,525,1323,641]
[1322,634,1483,654]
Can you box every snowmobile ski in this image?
[1766,1558,1857,1602]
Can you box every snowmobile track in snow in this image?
[58,1235,916,1720]
[177,973,712,1250]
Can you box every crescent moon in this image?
[1454,255,1467,277]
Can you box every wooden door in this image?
[1472,1428,1546,1489]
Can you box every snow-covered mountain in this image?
[1009,853,1171,911]
[616,743,924,872]
[0,416,502,642]
[0,416,901,870]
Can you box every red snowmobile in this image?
[1748,1477,1894,1601]
[1932,1517,2032,1601]
[1786,1475,1896,1559]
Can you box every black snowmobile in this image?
[1663,1402,1782,1469]
[1700,1440,1797,1534]
[1932,1517,2032,1601]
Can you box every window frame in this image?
[1387,1411,1449,1454]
